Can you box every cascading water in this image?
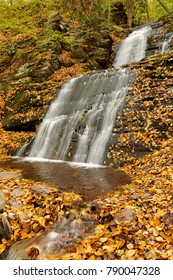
[113,26,151,67]
[27,68,133,165]
[160,34,173,54]
[18,26,151,166]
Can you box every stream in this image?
[0,157,130,201]
[0,158,130,260]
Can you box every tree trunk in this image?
[107,0,111,22]
[145,0,150,22]
[127,0,134,29]
[156,0,171,13]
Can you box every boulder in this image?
[14,58,60,83]
[31,184,56,197]
[113,208,136,223]
[90,48,110,68]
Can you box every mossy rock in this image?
[90,48,110,68]
[14,58,60,82]
[71,47,89,62]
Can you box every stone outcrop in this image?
[1,13,115,132]
[14,58,60,83]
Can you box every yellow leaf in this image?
[112,230,122,236]
[88,255,96,260]
[0,244,6,254]
[103,245,114,253]
[127,243,134,249]
[167,250,173,257]
[37,217,46,227]
[99,237,108,243]
[126,249,136,258]
[156,210,166,217]
[145,250,157,260]
[139,240,146,247]
[138,217,144,224]
[116,240,125,249]
[156,236,164,242]
[85,243,93,253]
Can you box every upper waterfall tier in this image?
[113,26,151,67]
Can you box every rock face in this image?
[103,15,173,167]
[71,29,113,68]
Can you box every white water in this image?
[113,26,151,67]
[160,34,173,54]
[20,26,151,165]
[26,68,133,165]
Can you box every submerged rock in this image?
[0,172,22,180]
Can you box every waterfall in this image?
[113,26,151,67]
[19,26,151,165]
[160,34,173,54]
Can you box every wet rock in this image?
[90,48,110,68]
[1,213,12,239]
[0,190,6,212]
[0,172,22,180]
[31,184,56,197]
[33,60,58,82]
[5,234,42,260]
[0,224,7,240]
[113,208,136,223]
[9,199,21,210]
[4,218,84,260]
[11,188,25,196]
[142,192,153,200]
[71,47,88,62]
[18,213,30,224]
